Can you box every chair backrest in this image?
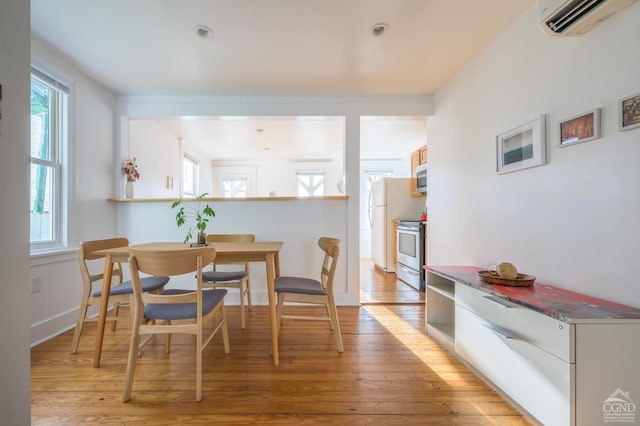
[128,246,216,311]
[318,237,340,293]
[77,237,129,292]
[206,234,255,268]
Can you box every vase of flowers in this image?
[122,157,140,198]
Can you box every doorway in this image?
[359,116,427,304]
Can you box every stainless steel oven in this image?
[396,221,425,291]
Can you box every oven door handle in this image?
[397,227,419,233]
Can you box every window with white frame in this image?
[221,176,248,198]
[296,171,325,197]
[30,68,69,252]
[182,153,198,196]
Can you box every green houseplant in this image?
[171,193,216,244]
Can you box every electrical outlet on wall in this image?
[31,276,41,294]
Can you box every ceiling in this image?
[31,0,533,97]
[31,0,534,161]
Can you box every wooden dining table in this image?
[92,241,284,367]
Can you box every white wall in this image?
[127,120,182,198]
[0,0,31,422]
[427,4,640,307]
[29,39,118,345]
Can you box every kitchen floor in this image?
[360,258,425,304]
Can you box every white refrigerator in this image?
[368,178,425,272]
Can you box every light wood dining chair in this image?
[275,237,344,353]
[70,237,169,354]
[123,246,230,402]
[203,234,255,329]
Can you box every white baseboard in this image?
[30,307,77,347]
[30,290,360,346]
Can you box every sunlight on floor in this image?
[362,305,519,424]
[362,305,481,389]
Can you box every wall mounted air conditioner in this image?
[538,0,638,36]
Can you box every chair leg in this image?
[221,304,230,354]
[164,320,172,354]
[324,302,335,331]
[111,302,120,331]
[70,298,90,354]
[245,276,252,308]
[123,316,143,402]
[276,294,285,336]
[239,282,246,329]
[327,299,344,353]
[196,325,203,402]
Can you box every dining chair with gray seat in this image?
[70,237,169,354]
[123,245,230,402]
[274,237,344,353]
[203,233,255,329]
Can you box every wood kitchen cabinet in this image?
[410,146,426,197]
[425,266,640,426]
[419,146,427,164]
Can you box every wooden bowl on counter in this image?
[478,270,535,287]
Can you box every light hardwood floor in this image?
[360,258,425,304]
[31,261,529,425]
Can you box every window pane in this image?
[30,70,67,250]
[222,177,247,198]
[30,79,51,161]
[183,155,198,196]
[297,173,325,197]
[30,163,54,243]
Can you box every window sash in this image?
[30,69,68,251]
[182,154,199,196]
[31,67,70,95]
[222,176,248,198]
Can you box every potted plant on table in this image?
[171,193,215,245]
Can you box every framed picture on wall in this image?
[559,108,601,147]
[619,92,640,131]
[496,114,546,174]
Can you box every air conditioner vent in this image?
[538,0,637,36]
[544,0,606,33]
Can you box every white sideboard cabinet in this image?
[425,266,640,426]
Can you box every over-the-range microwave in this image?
[415,163,427,193]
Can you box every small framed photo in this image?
[559,108,601,147]
[619,92,640,131]
[496,114,546,174]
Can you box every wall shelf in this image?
[108,196,349,203]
